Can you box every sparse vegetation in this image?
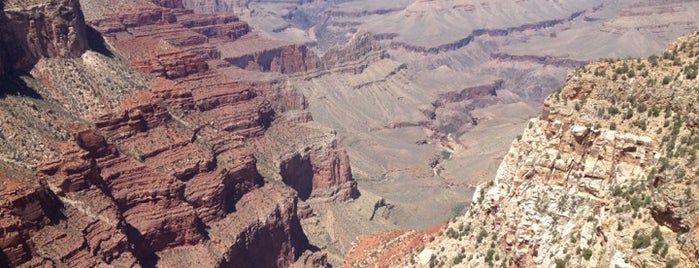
[662,76,672,85]
[632,232,651,249]
[666,258,680,268]
[485,249,495,265]
[453,252,466,265]
[555,258,567,268]
[582,248,593,260]
[476,229,488,244]
[440,150,452,160]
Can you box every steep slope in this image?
[0,0,358,267]
[343,31,699,267]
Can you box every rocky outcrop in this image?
[181,0,239,14]
[341,224,444,268]
[320,32,387,74]
[326,8,403,18]
[181,0,313,14]
[155,183,314,268]
[252,114,359,203]
[433,80,501,107]
[0,0,87,72]
[1,157,139,267]
[223,41,320,74]
[150,0,185,9]
[0,163,61,266]
[177,12,249,39]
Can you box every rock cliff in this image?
[343,31,699,268]
[0,0,358,266]
[251,114,359,203]
[0,0,87,73]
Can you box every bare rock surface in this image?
[0,0,359,267]
[0,0,87,73]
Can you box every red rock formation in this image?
[0,164,57,266]
[0,0,87,71]
[252,116,359,203]
[227,43,320,74]
[150,0,185,9]
[90,6,176,34]
[177,12,249,39]
[38,142,99,195]
[156,184,314,267]
[0,0,358,266]
[341,223,445,268]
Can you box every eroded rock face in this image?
[252,114,359,203]
[0,0,87,72]
[224,42,320,74]
[0,0,357,266]
[320,31,387,74]
[182,0,238,13]
[0,165,61,266]
[150,0,185,9]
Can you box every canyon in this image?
[1,0,698,267]
[345,31,699,268]
[0,0,355,266]
[225,0,699,249]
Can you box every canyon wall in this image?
[0,0,358,266]
[0,0,87,72]
[343,31,699,267]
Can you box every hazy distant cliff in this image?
[344,31,699,267]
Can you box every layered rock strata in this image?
[0,0,358,267]
[251,113,359,203]
[0,0,87,73]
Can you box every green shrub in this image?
[582,248,593,260]
[653,239,666,255]
[663,76,672,85]
[440,150,452,160]
[476,229,488,244]
[608,106,620,115]
[485,249,495,264]
[555,258,567,268]
[446,227,459,239]
[453,253,466,265]
[616,63,629,74]
[663,51,674,60]
[651,226,663,240]
[632,233,651,249]
[649,55,659,66]
[637,103,647,113]
[661,244,669,257]
[665,258,680,268]
[429,255,437,268]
